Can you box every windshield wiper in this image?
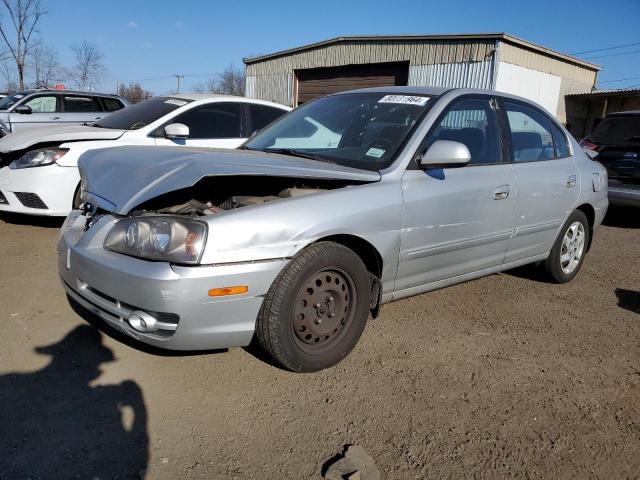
[624,135,640,143]
[264,148,328,162]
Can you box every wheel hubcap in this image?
[292,269,355,351]
[560,221,585,274]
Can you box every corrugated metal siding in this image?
[408,60,494,89]
[500,42,597,85]
[556,77,595,123]
[246,39,496,76]
[245,73,293,106]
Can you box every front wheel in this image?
[545,210,590,283]
[256,242,371,372]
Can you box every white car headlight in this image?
[10,148,69,169]
[105,216,208,264]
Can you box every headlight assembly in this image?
[105,216,208,264]
[10,148,69,169]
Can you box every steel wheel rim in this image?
[560,221,585,274]
[292,267,357,354]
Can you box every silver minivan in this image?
[0,89,129,135]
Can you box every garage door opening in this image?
[296,61,409,105]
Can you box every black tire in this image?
[256,241,371,372]
[72,184,83,209]
[545,210,590,283]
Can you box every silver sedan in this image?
[58,87,608,372]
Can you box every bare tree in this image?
[0,62,17,91]
[68,41,105,91]
[30,44,60,87]
[191,77,216,94]
[0,0,46,90]
[118,82,152,103]
[216,63,245,96]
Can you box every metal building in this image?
[244,33,599,124]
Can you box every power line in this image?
[598,75,640,84]
[584,49,640,60]
[570,41,640,55]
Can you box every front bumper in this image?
[58,212,288,350]
[608,185,640,208]
[0,164,79,216]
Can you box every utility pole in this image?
[173,74,184,94]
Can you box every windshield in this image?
[591,115,640,143]
[244,92,433,171]
[94,97,192,130]
[0,92,29,110]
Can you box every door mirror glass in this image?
[164,123,189,139]
[419,140,471,168]
[13,105,32,115]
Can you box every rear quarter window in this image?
[102,98,125,112]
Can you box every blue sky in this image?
[39,0,640,94]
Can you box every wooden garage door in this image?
[296,62,409,105]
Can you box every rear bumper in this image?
[0,164,78,216]
[58,213,288,350]
[608,185,640,207]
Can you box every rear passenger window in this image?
[550,122,570,158]
[102,98,125,112]
[249,105,286,134]
[63,96,100,113]
[504,101,555,162]
[172,103,243,139]
[425,98,502,165]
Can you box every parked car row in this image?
[0,94,290,215]
[53,86,608,372]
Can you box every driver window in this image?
[24,96,57,113]
[425,98,502,165]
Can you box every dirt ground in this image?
[1,208,638,479]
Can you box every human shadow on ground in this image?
[0,325,149,479]
[0,211,65,228]
[615,288,640,314]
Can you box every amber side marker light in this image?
[208,286,249,297]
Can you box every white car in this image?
[0,94,290,216]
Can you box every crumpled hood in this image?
[0,125,125,153]
[79,145,381,215]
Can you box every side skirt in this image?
[386,253,549,303]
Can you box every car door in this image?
[396,96,517,292]
[500,99,580,262]
[8,94,60,131]
[60,95,104,125]
[154,102,247,149]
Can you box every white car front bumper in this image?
[0,164,79,216]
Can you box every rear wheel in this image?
[256,242,370,372]
[545,210,590,283]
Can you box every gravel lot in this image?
[1,208,638,479]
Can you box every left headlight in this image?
[10,148,69,169]
[105,216,208,265]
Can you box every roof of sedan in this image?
[337,86,450,97]
[169,93,290,109]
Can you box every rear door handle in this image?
[50,116,60,120]
[493,185,511,200]
[566,175,577,188]
[93,116,102,120]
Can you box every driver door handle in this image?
[50,116,60,120]
[493,185,511,200]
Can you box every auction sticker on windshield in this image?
[165,99,188,106]
[378,95,429,106]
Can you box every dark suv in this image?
[0,89,130,136]
[581,111,640,207]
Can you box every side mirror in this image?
[419,140,471,169]
[164,123,189,139]
[13,105,32,115]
